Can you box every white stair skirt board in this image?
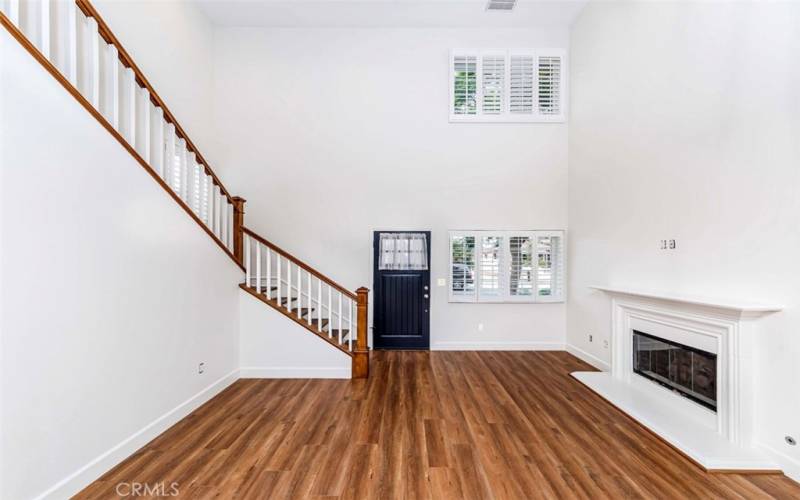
[571,371,779,472]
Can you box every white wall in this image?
[213,27,570,350]
[0,29,242,499]
[568,1,800,478]
[92,0,221,167]
[239,290,351,378]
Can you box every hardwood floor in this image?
[76,351,800,499]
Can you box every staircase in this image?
[1,0,369,378]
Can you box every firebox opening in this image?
[632,330,717,412]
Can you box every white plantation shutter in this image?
[509,54,535,115]
[449,235,476,301]
[450,49,565,122]
[537,54,562,117]
[535,232,565,301]
[509,235,534,297]
[479,235,503,299]
[452,55,477,115]
[449,230,565,303]
[481,55,505,115]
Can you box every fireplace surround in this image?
[572,286,782,471]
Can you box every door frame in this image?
[372,230,431,350]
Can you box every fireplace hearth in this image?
[632,330,717,411]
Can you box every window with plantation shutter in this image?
[479,235,503,300]
[449,230,565,303]
[452,55,477,116]
[509,54,534,115]
[450,235,476,301]
[482,55,505,115]
[537,55,562,116]
[509,235,534,297]
[450,49,565,122]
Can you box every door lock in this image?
[423,294,429,299]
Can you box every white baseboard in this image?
[431,341,564,351]
[240,366,350,379]
[565,343,610,371]
[34,369,240,500]
[759,442,800,484]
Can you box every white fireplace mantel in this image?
[572,285,783,472]
[588,285,783,316]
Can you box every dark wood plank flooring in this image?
[76,351,800,499]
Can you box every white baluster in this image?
[66,0,77,84]
[297,265,302,319]
[244,234,251,288]
[142,92,151,163]
[7,0,19,27]
[40,0,50,60]
[276,255,281,304]
[87,17,99,108]
[165,123,176,190]
[255,242,261,294]
[213,189,220,238]
[179,142,188,201]
[125,67,136,145]
[228,203,234,250]
[348,298,353,350]
[287,261,292,312]
[200,176,211,225]
[307,271,312,325]
[266,248,272,300]
[317,278,323,332]
[327,285,332,336]
[154,108,164,177]
[187,154,197,211]
[107,46,119,128]
[203,175,214,225]
[220,199,228,247]
[338,292,343,344]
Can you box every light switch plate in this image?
[437,278,446,287]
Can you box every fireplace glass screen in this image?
[632,330,717,411]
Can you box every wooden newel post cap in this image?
[232,196,247,209]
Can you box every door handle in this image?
[423,294,429,299]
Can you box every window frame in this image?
[448,48,567,123]
[448,230,566,304]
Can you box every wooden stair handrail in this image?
[242,227,358,301]
[74,0,234,204]
[0,10,244,270]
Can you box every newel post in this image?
[352,287,370,379]
[232,196,246,265]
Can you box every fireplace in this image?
[572,286,783,471]
[632,330,717,411]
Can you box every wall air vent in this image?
[486,0,516,11]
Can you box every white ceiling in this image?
[195,0,587,28]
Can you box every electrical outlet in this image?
[478,323,484,332]
[198,362,205,374]
[437,278,447,287]
[669,239,676,249]
[603,340,609,349]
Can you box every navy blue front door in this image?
[373,231,431,350]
